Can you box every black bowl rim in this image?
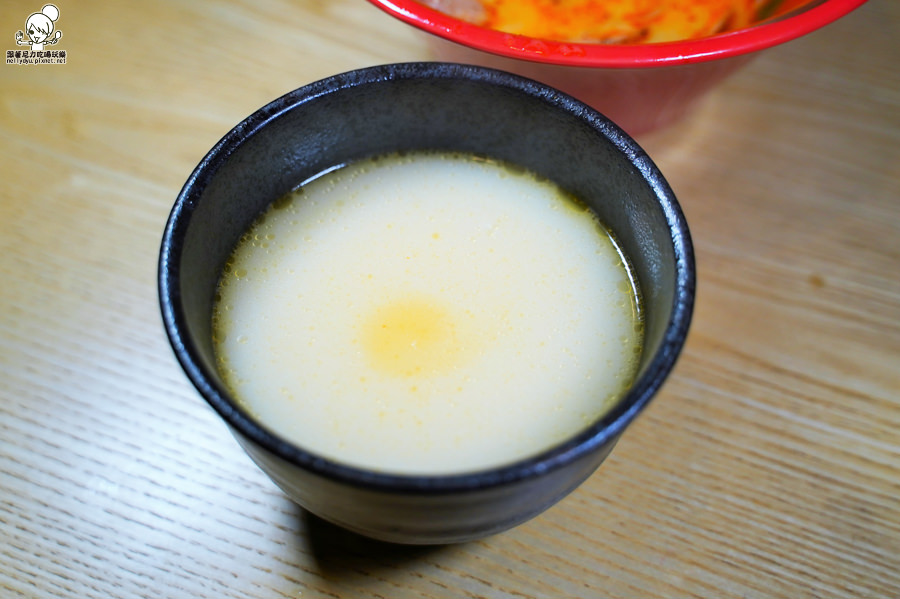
[158,61,695,495]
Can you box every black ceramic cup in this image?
[159,62,694,544]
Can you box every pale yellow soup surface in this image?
[212,152,643,475]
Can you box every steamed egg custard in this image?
[212,152,643,475]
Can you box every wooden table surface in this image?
[2,1,898,597]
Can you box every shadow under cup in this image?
[159,63,694,545]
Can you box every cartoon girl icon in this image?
[15,4,62,52]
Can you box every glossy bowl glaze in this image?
[367,0,868,134]
[159,62,695,544]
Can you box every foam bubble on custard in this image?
[212,151,643,475]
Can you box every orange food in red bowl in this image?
[421,0,814,44]
[369,0,867,134]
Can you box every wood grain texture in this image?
[1,1,897,598]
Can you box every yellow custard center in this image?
[361,296,465,378]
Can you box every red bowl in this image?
[367,0,868,135]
